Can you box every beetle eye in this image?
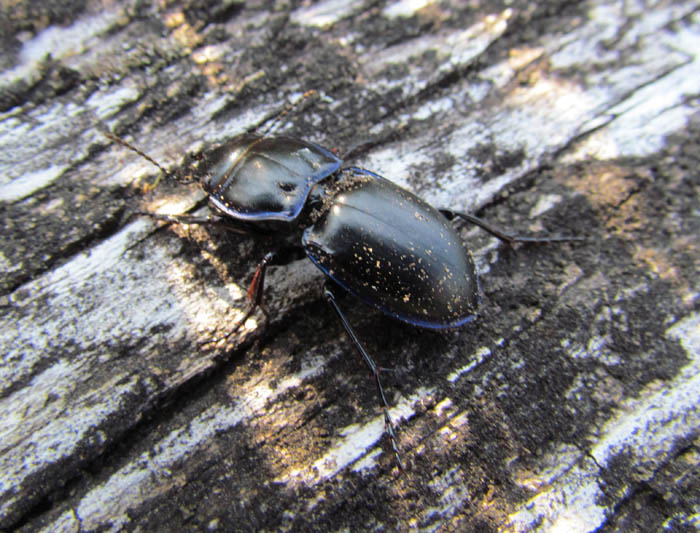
[278,182,297,192]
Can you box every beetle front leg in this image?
[324,283,404,471]
[136,211,252,235]
[440,209,583,245]
[202,247,307,348]
[199,252,275,349]
[136,212,225,225]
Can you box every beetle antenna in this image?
[104,132,192,188]
[260,90,319,136]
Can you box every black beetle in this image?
[106,129,577,470]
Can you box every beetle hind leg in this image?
[324,283,404,471]
[440,209,583,245]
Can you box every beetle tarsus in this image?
[198,305,251,350]
[324,283,404,470]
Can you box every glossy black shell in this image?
[303,168,479,329]
[199,134,341,221]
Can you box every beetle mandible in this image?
[106,120,577,470]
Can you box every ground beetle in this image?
[106,115,577,470]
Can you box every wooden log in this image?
[1,0,698,530]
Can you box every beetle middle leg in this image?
[217,251,274,341]
[324,282,404,471]
[440,209,583,245]
[199,245,308,347]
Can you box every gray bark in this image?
[1,0,699,531]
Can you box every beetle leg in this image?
[246,252,274,313]
[199,246,308,349]
[199,252,275,349]
[323,283,404,471]
[136,212,251,235]
[440,209,583,246]
[136,212,224,225]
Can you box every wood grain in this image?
[1,0,699,530]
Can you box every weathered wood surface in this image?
[1,0,699,531]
